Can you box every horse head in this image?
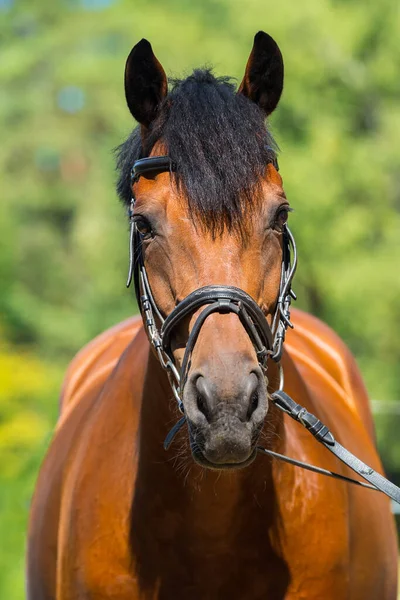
[118,32,290,469]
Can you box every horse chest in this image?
[127,481,350,600]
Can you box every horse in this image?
[27,32,398,599]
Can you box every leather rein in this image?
[127,153,400,506]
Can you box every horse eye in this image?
[275,206,290,231]
[134,217,153,239]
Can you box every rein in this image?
[127,153,400,506]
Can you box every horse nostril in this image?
[247,391,259,420]
[195,377,212,422]
[196,393,210,421]
[189,370,265,424]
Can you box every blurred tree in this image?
[0,0,400,597]
[1,0,399,398]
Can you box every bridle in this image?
[126,150,297,413]
[126,151,400,506]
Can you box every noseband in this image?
[125,151,400,506]
[126,151,297,412]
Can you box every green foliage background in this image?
[1,0,400,596]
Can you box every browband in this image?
[131,156,176,182]
[130,146,278,183]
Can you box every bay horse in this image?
[27,32,398,599]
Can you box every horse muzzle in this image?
[182,365,268,468]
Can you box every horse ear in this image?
[124,39,168,127]
[238,31,284,116]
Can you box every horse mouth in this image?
[190,442,258,470]
[185,414,263,470]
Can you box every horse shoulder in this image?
[287,307,375,439]
[282,309,397,598]
[59,315,142,416]
[56,331,149,599]
[27,378,107,600]
[28,323,148,600]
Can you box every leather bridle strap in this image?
[131,156,176,180]
[256,446,378,491]
[128,151,295,382]
[162,285,273,352]
[162,395,400,503]
[161,285,274,386]
[269,390,400,504]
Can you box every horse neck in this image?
[132,348,284,549]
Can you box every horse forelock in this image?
[115,68,278,233]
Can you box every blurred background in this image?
[1,0,400,596]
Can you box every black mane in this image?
[116,69,277,231]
